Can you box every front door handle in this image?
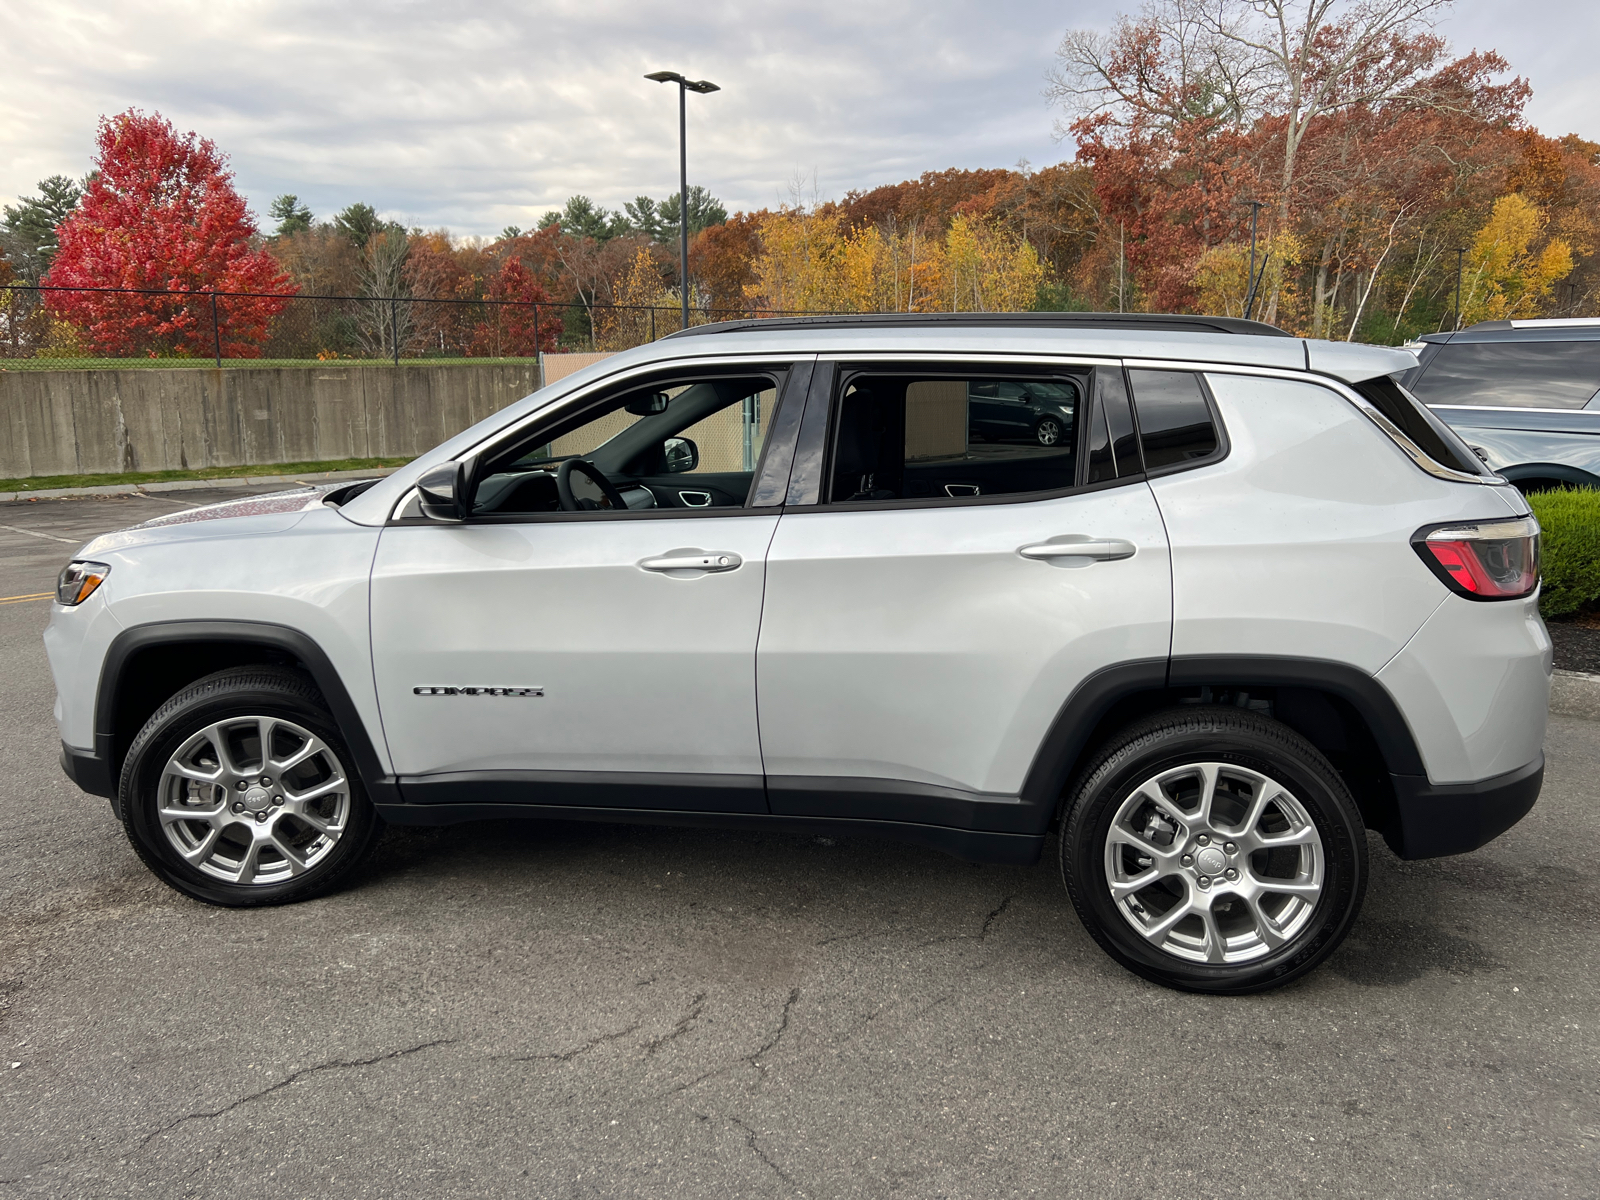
[1018,537,1136,562]
[639,551,743,573]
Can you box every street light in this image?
[645,70,720,332]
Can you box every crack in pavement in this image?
[745,988,801,1073]
[917,895,1015,947]
[501,1023,642,1064]
[979,896,1013,939]
[728,1115,804,1193]
[645,991,707,1055]
[135,1038,455,1150]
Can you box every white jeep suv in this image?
[45,313,1550,993]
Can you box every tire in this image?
[119,667,381,907]
[1035,417,1064,446]
[1059,706,1366,994]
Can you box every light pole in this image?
[645,70,720,332]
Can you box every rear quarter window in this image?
[1409,340,1600,409]
[1349,376,1485,478]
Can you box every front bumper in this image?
[60,742,115,800]
[1384,754,1543,859]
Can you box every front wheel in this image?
[1060,706,1367,994]
[1035,416,1064,446]
[119,667,381,907]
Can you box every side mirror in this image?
[625,391,671,417]
[663,437,698,473]
[417,460,469,522]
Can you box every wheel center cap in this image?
[1194,846,1227,875]
[242,786,272,814]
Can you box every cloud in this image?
[0,0,1107,235]
[2,0,1595,237]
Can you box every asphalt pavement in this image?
[0,491,1596,1199]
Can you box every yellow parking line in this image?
[0,592,54,605]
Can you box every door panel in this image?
[371,514,779,809]
[756,484,1171,801]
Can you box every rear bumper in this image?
[1385,754,1543,859]
[60,742,115,799]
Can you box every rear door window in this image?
[1127,370,1222,471]
[825,371,1082,503]
[1409,340,1600,409]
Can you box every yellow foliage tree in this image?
[595,247,711,350]
[918,215,1045,312]
[747,210,1044,314]
[1462,194,1574,324]
[1191,234,1304,326]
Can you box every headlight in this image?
[57,561,111,606]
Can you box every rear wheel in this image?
[1060,706,1366,994]
[119,668,381,906]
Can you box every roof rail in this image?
[1465,317,1600,331]
[663,311,1294,340]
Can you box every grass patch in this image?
[1528,487,1600,618]
[0,357,543,371]
[0,456,413,493]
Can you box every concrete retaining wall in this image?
[0,363,545,478]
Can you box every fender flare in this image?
[1017,654,1428,830]
[93,620,397,810]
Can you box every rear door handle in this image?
[1018,538,1136,562]
[639,551,743,573]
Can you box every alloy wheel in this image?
[1103,762,1325,964]
[156,715,351,885]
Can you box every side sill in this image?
[1385,755,1543,860]
[767,775,1031,832]
[397,771,768,815]
[373,802,1045,865]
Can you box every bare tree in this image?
[354,227,413,357]
[1049,0,1456,320]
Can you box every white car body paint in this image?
[47,504,386,768]
[1376,592,1551,783]
[756,483,1170,794]
[369,514,780,776]
[1153,372,1527,672]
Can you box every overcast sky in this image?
[1,0,1595,238]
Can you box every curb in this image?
[1551,669,1600,720]
[1,467,396,503]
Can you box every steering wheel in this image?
[556,458,630,512]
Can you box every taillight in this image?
[1413,516,1540,600]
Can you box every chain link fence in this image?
[0,284,823,370]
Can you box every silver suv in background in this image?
[1404,318,1600,493]
[45,313,1549,994]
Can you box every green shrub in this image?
[1528,487,1600,618]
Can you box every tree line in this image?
[2,0,1594,362]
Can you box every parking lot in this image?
[0,489,1596,1199]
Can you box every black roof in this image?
[664,311,1293,340]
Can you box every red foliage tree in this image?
[470,257,561,357]
[43,110,295,357]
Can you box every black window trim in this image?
[387,359,810,526]
[781,358,1145,514]
[1124,365,1232,478]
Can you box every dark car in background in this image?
[968,378,1080,445]
[1403,318,1600,494]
